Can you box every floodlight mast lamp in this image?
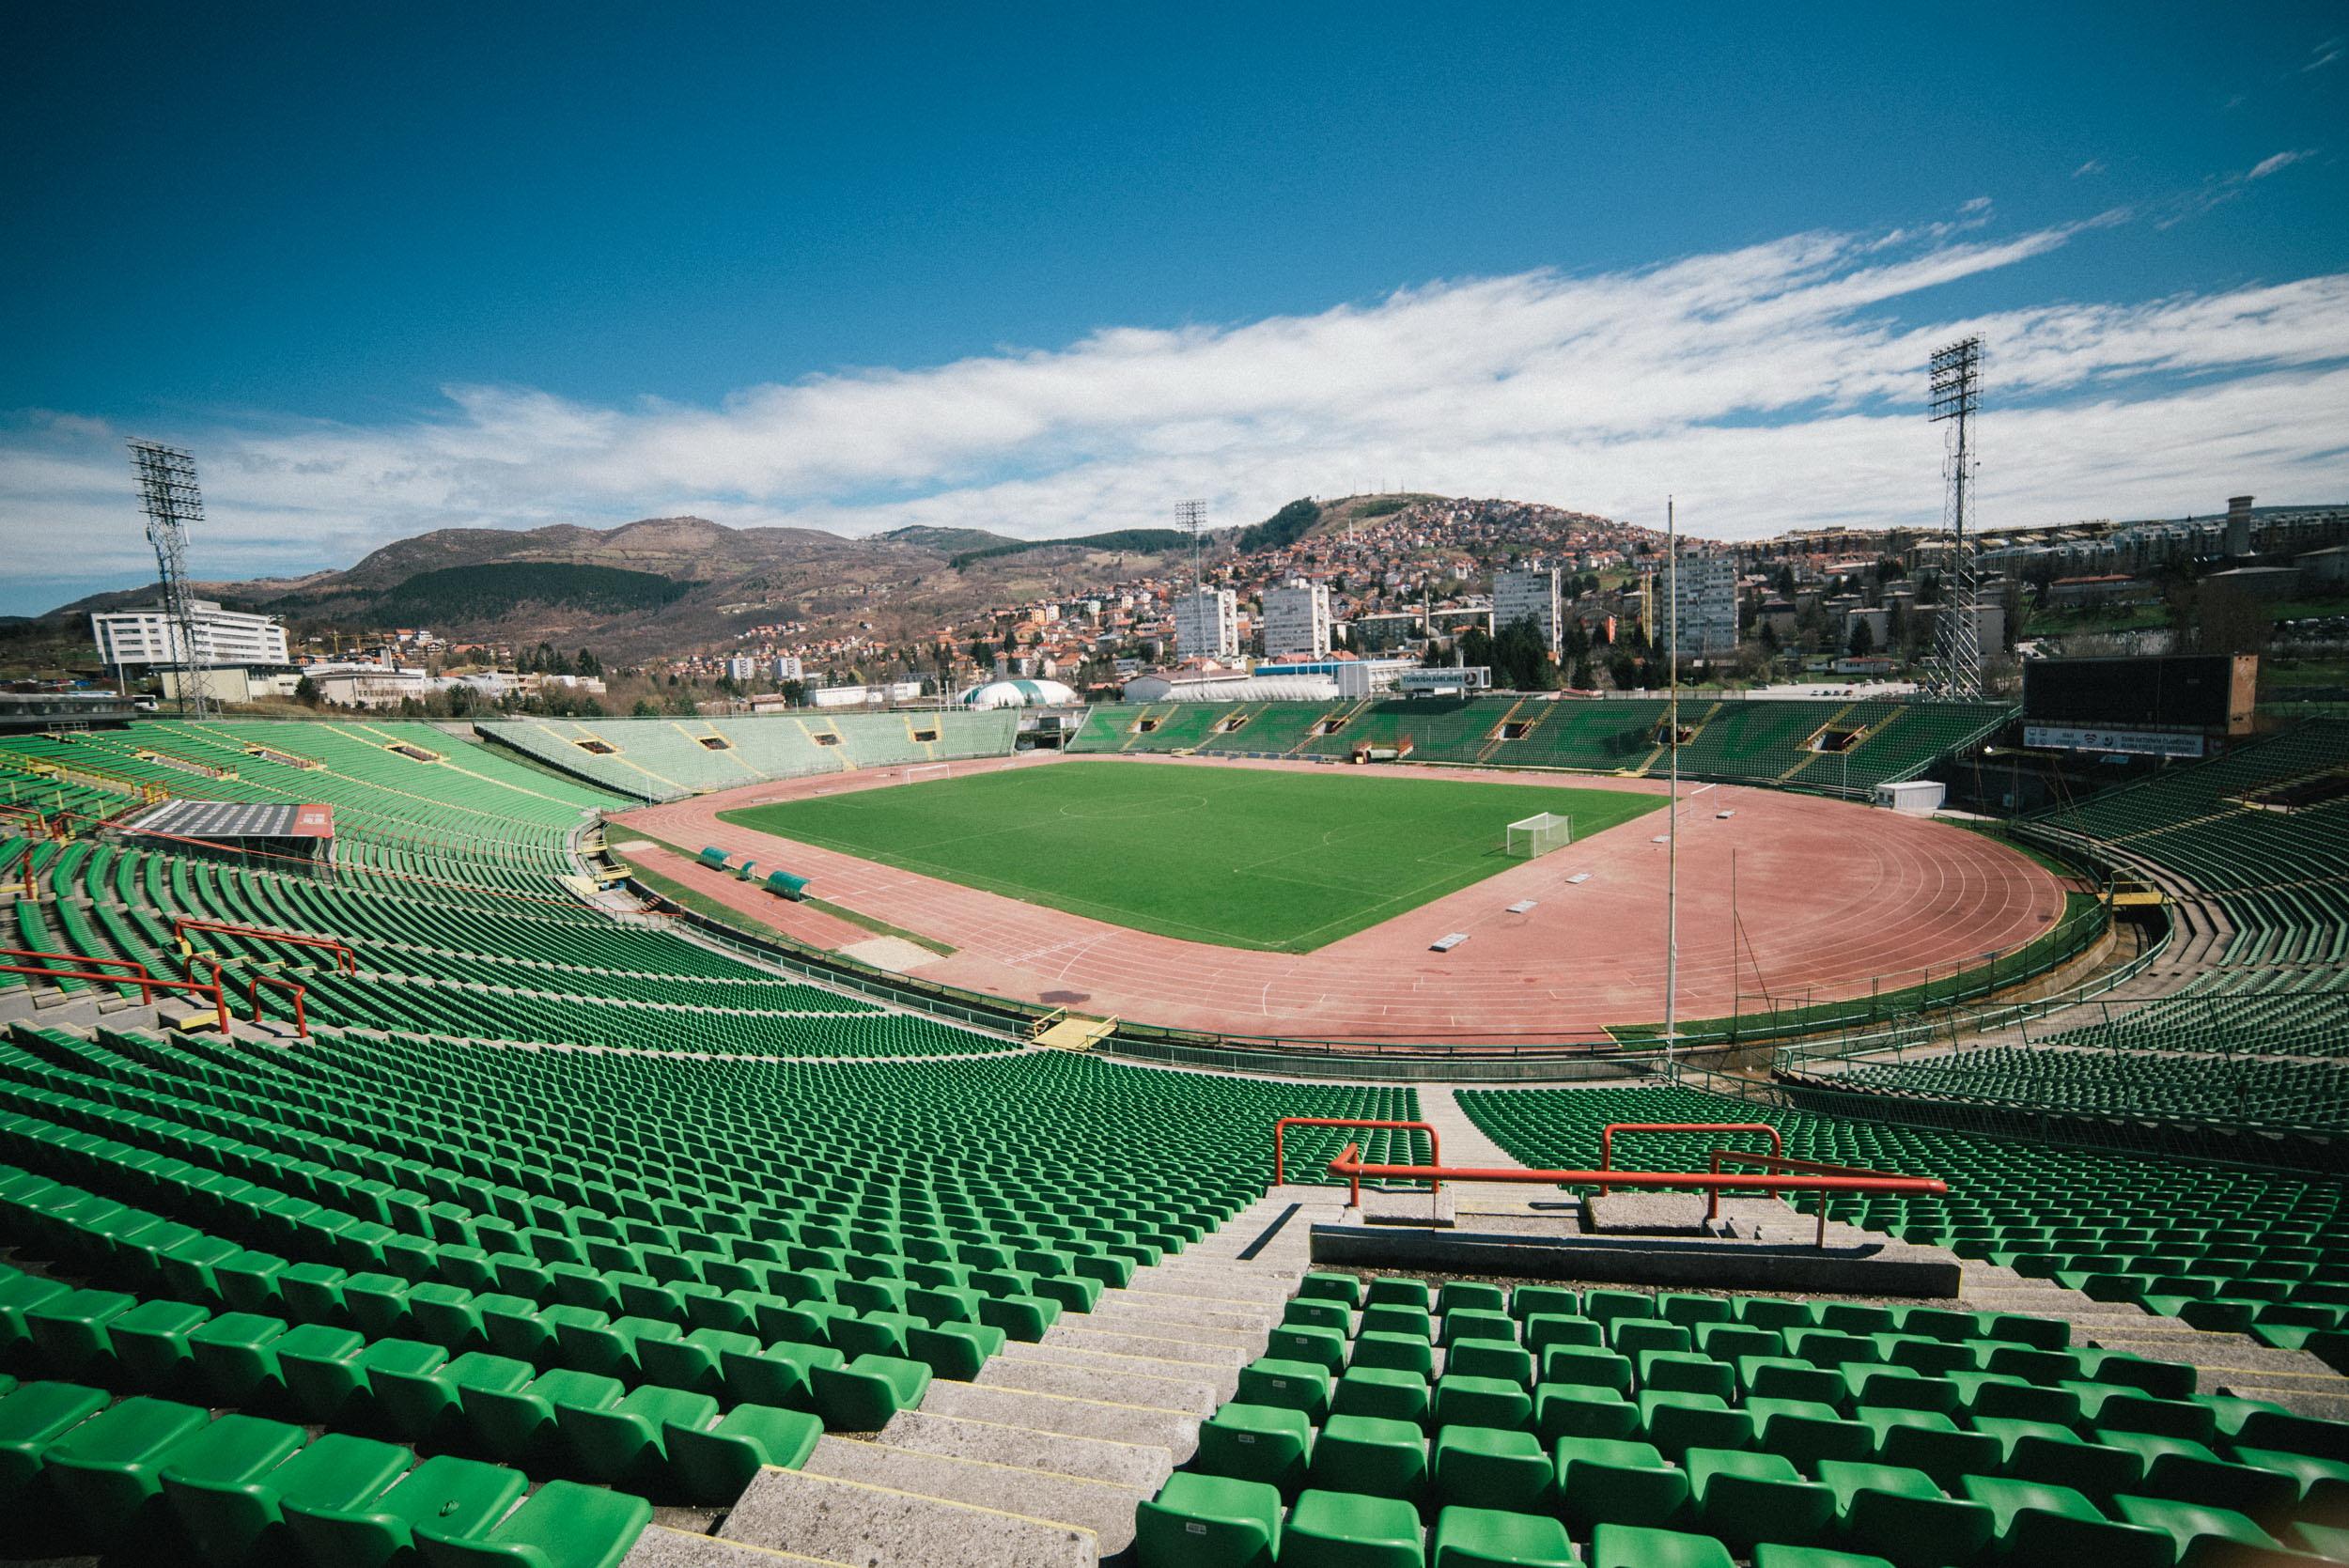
[1177,498,1206,596]
[1926,335,1984,704]
[127,439,211,721]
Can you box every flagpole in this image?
[1665,497,1680,1079]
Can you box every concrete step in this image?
[1060,1308,1268,1351]
[976,1354,1220,1415]
[623,1521,858,1567]
[719,1465,1096,1568]
[1044,1323,1251,1366]
[1003,1340,1238,1405]
[1084,1296,1278,1336]
[918,1378,1203,1457]
[803,1436,1151,1555]
[875,1408,1174,1491]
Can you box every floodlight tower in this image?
[1926,336,1984,701]
[1176,498,1206,594]
[127,440,212,719]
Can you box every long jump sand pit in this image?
[614,753,2073,1046]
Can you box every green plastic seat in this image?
[273,1323,370,1421]
[287,1452,528,1568]
[469,1369,623,1466]
[153,1412,311,1562]
[39,1394,212,1536]
[1367,1279,1433,1312]
[1134,1470,1281,1568]
[1364,1305,1437,1340]
[1236,1358,1332,1422]
[1957,1474,2172,1568]
[1525,1314,1604,1353]
[561,1384,719,1485]
[663,1403,821,1503]
[106,1298,214,1393]
[376,1351,536,1446]
[1354,1331,1439,1377]
[1283,1486,1425,1568]
[24,1287,134,1375]
[1308,1412,1428,1503]
[1445,1309,1518,1347]
[1436,1374,1532,1432]
[1640,1390,1756,1461]
[1543,1346,1634,1392]
[1555,1436,1688,1530]
[1641,1350,1734,1401]
[905,1321,1005,1381]
[1334,1367,1434,1426]
[414,1477,651,1568]
[1285,1297,1353,1332]
[1819,1459,1996,1568]
[1268,1323,1348,1372]
[810,1353,929,1431]
[0,1380,111,1502]
[1534,1383,1640,1443]
[1589,1523,1734,1568]
[1431,1503,1579,1567]
[1690,1446,1836,1550]
[639,1327,761,1399]
[1434,1423,1553,1513]
[1451,1339,1536,1387]
[1196,1402,1315,1495]
[165,1436,411,1568]
[719,1340,843,1411]
[1750,1546,1897,1568]
[2109,1494,2285,1563]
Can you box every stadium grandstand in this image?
[1068,694,2013,797]
[2,707,2346,1568]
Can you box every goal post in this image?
[901,762,953,785]
[1505,811,1573,859]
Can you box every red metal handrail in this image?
[1326,1142,1947,1200]
[1275,1118,1442,1192]
[0,960,228,1032]
[1,945,155,1001]
[171,918,357,975]
[247,974,310,1040]
[1599,1122,1782,1195]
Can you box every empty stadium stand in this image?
[476,710,1021,801]
[1069,695,2011,795]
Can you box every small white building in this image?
[961,678,1079,709]
[92,598,289,668]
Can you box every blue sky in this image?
[3,2,2344,613]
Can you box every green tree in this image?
[1847,617,1876,657]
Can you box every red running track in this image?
[613,753,2071,1046]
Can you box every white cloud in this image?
[6,209,2348,607]
[2248,148,2318,179]
[2304,38,2341,72]
[2073,159,2106,178]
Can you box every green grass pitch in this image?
[719,758,1665,952]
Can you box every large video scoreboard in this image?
[2022,654,2256,755]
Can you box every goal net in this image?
[1505,812,1573,859]
[901,762,953,785]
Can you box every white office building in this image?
[1666,553,1738,660]
[1493,567,1563,654]
[1261,581,1332,660]
[769,654,802,681]
[1172,587,1240,661]
[90,599,288,669]
[724,656,759,683]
